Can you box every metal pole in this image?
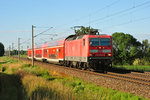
[9,45,11,57]
[12,43,14,56]
[21,46,23,56]
[32,25,34,67]
[7,47,9,56]
[18,38,20,60]
[27,45,29,50]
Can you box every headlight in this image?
[102,49,111,53]
[90,50,98,53]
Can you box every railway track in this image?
[130,72,150,79]
[107,72,150,85]
[14,57,150,86]
[68,68,150,86]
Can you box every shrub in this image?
[42,75,55,80]
[12,68,17,73]
[133,58,150,65]
[21,64,31,68]
[133,58,143,65]
[31,68,49,77]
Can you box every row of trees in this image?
[112,32,150,65]
[5,50,27,56]
[0,43,27,57]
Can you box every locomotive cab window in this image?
[100,38,111,46]
[83,39,85,46]
[89,38,99,46]
[89,38,111,46]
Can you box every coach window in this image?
[59,47,61,53]
[83,39,85,46]
[44,49,47,53]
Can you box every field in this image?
[0,57,148,100]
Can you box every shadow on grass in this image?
[0,73,24,100]
[0,62,8,64]
[107,67,144,74]
[95,68,131,74]
[108,67,133,74]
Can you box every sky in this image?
[0,0,150,50]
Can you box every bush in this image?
[42,75,55,80]
[31,69,49,77]
[12,68,17,73]
[21,64,31,68]
[133,58,143,65]
[133,58,150,65]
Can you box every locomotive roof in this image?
[66,34,109,41]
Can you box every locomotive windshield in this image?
[100,38,111,46]
[89,38,111,46]
[89,38,99,46]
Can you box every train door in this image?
[43,49,47,58]
[57,48,58,59]
[42,48,43,58]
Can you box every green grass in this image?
[20,63,147,100]
[21,64,55,81]
[113,65,150,72]
[20,54,27,58]
[1,56,18,64]
[53,77,146,100]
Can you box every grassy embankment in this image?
[113,65,150,72]
[12,54,27,58]
[0,56,148,100]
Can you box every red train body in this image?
[27,34,112,71]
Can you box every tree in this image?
[0,42,4,56]
[142,39,150,57]
[74,26,98,36]
[112,32,142,65]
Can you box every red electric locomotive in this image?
[27,32,112,72]
[65,34,112,71]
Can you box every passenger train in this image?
[27,34,112,72]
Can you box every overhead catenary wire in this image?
[18,26,54,47]
[34,27,53,38]
[94,4,150,26]
[54,0,121,28]
[85,0,150,25]
[20,38,31,45]
[102,16,150,31]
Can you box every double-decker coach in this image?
[28,39,66,63]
